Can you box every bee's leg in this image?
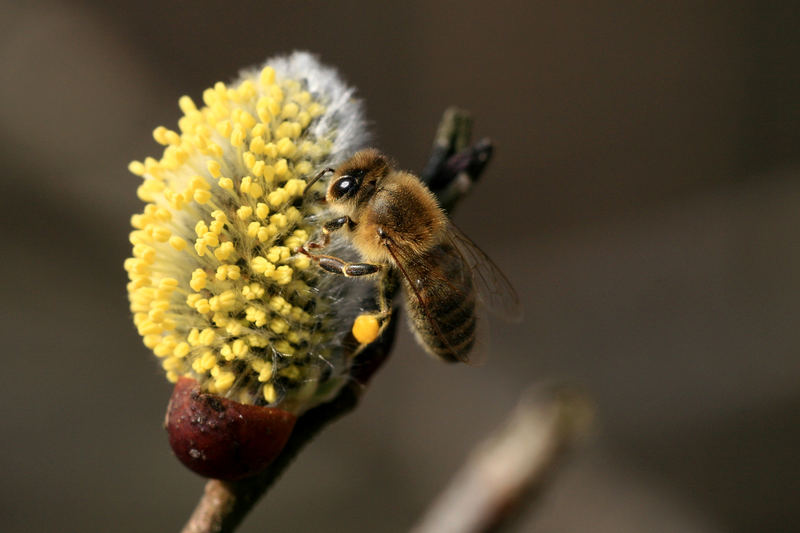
[303,216,353,251]
[375,270,399,321]
[298,249,384,278]
[299,249,396,345]
[346,270,396,347]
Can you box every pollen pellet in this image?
[352,314,381,344]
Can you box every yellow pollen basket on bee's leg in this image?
[352,314,381,345]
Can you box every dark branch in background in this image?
[181,108,562,533]
[421,107,493,213]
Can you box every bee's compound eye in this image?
[337,178,353,192]
[332,176,359,199]
[352,314,381,344]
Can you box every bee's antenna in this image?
[304,167,334,196]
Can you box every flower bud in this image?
[166,378,296,480]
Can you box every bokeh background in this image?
[2,1,799,531]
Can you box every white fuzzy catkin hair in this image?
[245,51,369,163]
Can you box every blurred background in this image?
[2,1,799,531]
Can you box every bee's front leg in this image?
[298,216,373,274]
[298,249,384,278]
[303,216,354,252]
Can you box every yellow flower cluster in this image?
[125,53,367,413]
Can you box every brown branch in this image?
[179,108,494,533]
[411,385,594,533]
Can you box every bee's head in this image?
[324,149,390,213]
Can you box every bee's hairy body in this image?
[301,149,513,364]
[358,175,477,361]
[346,169,445,265]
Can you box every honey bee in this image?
[300,149,521,363]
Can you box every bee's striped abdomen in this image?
[403,243,477,363]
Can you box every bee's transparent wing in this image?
[442,223,523,322]
[383,225,518,365]
[382,237,479,364]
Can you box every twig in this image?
[411,385,594,533]
[179,108,494,533]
